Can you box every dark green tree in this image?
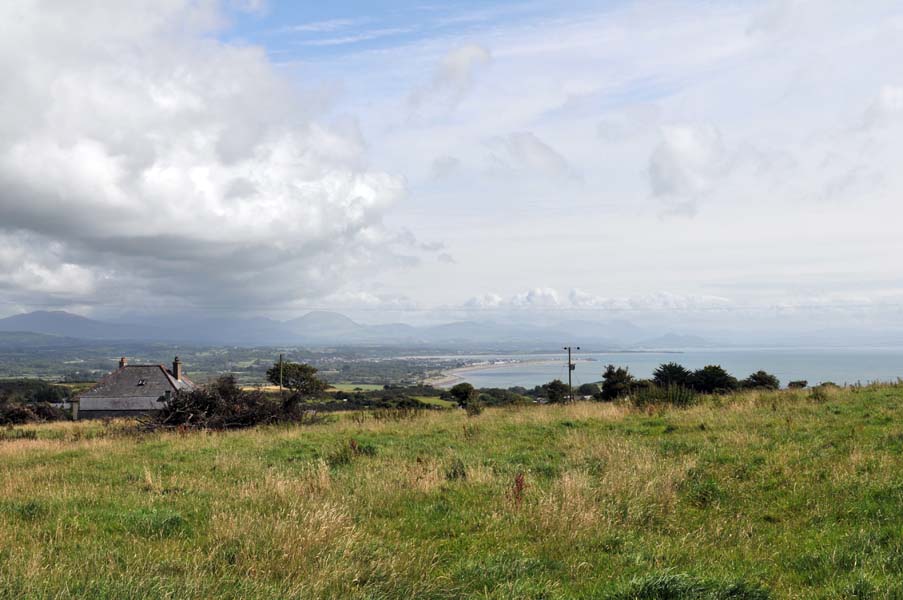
[689,365,738,394]
[653,362,691,388]
[449,382,479,407]
[599,365,634,401]
[545,379,570,403]
[740,370,780,390]
[266,362,328,397]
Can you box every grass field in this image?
[329,383,386,392]
[1,384,903,598]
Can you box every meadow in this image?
[1,384,903,599]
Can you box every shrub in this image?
[0,380,68,404]
[464,402,483,417]
[740,371,780,390]
[689,365,738,394]
[477,388,531,406]
[0,401,68,425]
[653,362,692,388]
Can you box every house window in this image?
[137,379,147,386]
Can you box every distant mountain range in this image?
[0,310,715,349]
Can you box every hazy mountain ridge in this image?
[0,310,679,349]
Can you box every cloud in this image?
[862,85,903,129]
[430,156,461,180]
[597,104,661,142]
[296,27,414,47]
[0,1,423,313]
[281,18,363,33]
[648,124,725,198]
[487,132,578,180]
[463,288,731,314]
[0,233,97,301]
[409,44,492,112]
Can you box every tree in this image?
[545,379,570,403]
[740,370,780,390]
[449,382,479,407]
[599,365,634,401]
[653,362,691,388]
[266,362,328,397]
[577,382,600,396]
[688,365,738,394]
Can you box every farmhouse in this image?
[76,356,195,419]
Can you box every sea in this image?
[444,347,903,389]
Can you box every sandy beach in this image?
[427,358,584,388]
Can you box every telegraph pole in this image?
[563,346,580,402]
[279,353,284,391]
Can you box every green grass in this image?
[411,395,457,408]
[2,383,903,598]
[328,383,386,392]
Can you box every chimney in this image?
[172,356,182,381]
[119,357,128,369]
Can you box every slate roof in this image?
[79,364,195,412]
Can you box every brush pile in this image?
[146,375,318,430]
[0,400,68,425]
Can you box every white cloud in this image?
[409,44,492,113]
[281,18,363,33]
[863,84,903,128]
[0,1,429,312]
[297,27,414,47]
[648,124,725,199]
[7,0,903,337]
[464,288,730,314]
[487,132,578,180]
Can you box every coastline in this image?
[427,358,586,388]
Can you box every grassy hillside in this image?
[1,384,902,598]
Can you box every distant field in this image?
[329,383,385,392]
[242,383,388,393]
[411,395,457,408]
[1,385,903,598]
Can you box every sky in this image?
[1,0,903,336]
